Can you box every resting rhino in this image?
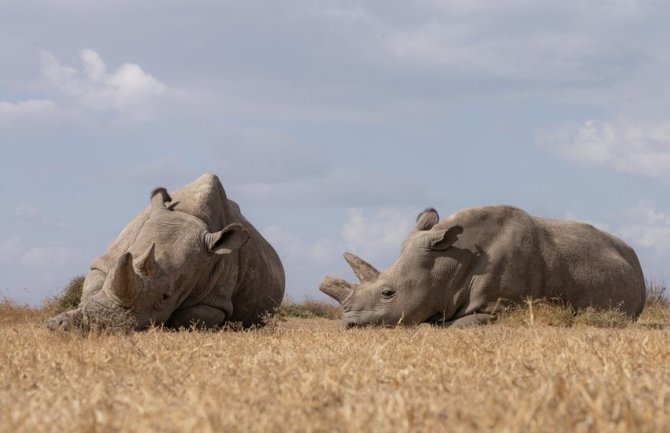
[320,205,646,327]
[48,172,285,331]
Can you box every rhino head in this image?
[320,208,463,327]
[48,187,249,331]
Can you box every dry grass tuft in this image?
[573,307,632,328]
[0,298,55,325]
[639,281,670,324]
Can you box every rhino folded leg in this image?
[441,312,495,328]
[166,305,227,329]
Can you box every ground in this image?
[1,302,669,433]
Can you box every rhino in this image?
[47,172,285,331]
[320,205,646,327]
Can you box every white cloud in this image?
[0,236,24,264]
[540,120,670,182]
[384,1,647,88]
[342,207,416,264]
[0,233,76,269]
[615,200,670,252]
[261,206,418,297]
[21,246,75,268]
[206,134,331,183]
[258,206,420,300]
[236,170,424,208]
[15,203,42,221]
[0,99,55,116]
[0,99,59,127]
[261,226,337,265]
[41,49,167,119]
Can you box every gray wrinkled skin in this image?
[48,173,285,331]
[320,206,646,328]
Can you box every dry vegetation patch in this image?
[2,298,670,433]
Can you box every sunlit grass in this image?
[1,291,669,433]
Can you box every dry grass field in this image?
[2,293,670,433]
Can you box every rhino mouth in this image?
[344,320,365,329]
[342,310,389,328]
[48,299,138,333]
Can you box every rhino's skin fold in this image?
[48,172,285,331]
[320,205,646,328]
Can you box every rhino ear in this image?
[150,187,171,210]
[416,208,439,231]
[426,226,463,251]
[135,243,157,278]
[205,223,249,255]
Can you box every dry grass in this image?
[1,297,669,433]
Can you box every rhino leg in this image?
[166,305,227,329]
[443,312,495,328]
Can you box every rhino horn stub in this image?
[343,252,379,283]
[135,243,157,278]
[108,252,137,305]
[150,187,172,210]
[319,276,355,304]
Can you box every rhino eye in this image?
[381,288,396,299]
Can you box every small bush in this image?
[54,275,84,314]
[280,299,342,319]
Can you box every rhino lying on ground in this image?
[48,173,285,331]
[320,205,646,327]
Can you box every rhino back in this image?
[439,205,645,317]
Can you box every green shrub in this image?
[54,275,84,314]
[280,299,342,319]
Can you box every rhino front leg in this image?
[166,305,227,329]
[443,312,495,328]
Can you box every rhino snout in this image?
[46,309,83,331]
[47,314,71,331]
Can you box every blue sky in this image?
[2,1,669,305]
